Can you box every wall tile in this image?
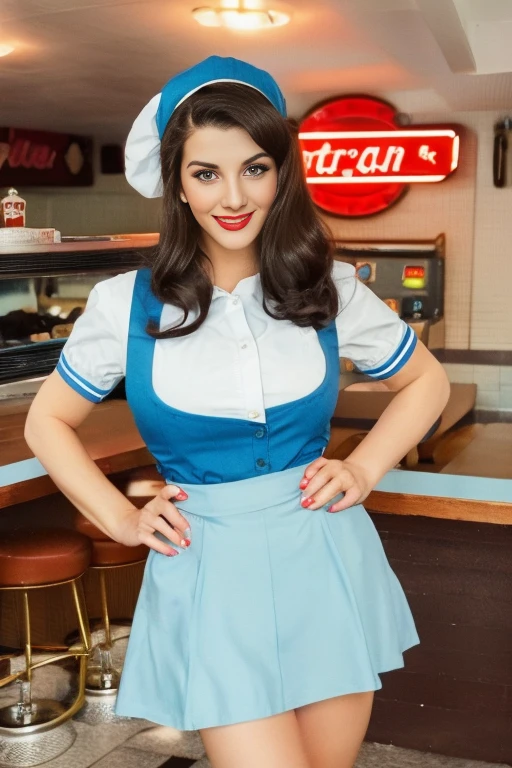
[474,390,500,409]
[500,366,512,386]
[472,365,500,391]
[443,364,474,383]
[499,386,512,411]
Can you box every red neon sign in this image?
[298,96,460,217]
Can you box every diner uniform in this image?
[55,56,420,731]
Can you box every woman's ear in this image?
[180,191,188,204]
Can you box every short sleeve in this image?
[332,260,417,380]
[56,271,135,403]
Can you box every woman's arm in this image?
[343,339,450,488]
[24,370,141,540]
[299,341,451,511]
[24,370,190,553]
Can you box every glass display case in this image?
[0,234,157,387]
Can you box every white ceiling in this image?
[2,0,512,142]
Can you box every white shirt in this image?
[58,260,415,422]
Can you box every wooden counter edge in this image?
[2,466,510,524]
[366,490,512,525]
[0,447,154,509]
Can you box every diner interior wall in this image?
[15,110,512,359]
[321,110,512,354]
[17,146,162,237]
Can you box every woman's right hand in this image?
[116,483,191,556]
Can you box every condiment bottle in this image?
[1,188,26,227]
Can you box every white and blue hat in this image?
[125,55,287,198]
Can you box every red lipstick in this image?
[213,212,254,231]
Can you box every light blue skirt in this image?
[114,461,420,731]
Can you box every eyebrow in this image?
[186,152,271,170]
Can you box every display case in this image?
[0,234,158,389]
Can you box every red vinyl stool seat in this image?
[0,528,92,587]
[0,528,92,763]
[74,516,148,566]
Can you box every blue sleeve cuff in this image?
[360,325,417,380]
[56,353,113,403]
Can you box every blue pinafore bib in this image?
[124,268,341,485]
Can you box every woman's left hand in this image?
[298,457,372,513]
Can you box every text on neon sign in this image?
[298,130,459,184]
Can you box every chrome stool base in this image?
[85,664,121,692]
[73,690,131,726]
[0,699,67,729]
[0,720,75,767]
[84,640,122,693]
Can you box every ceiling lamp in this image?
[192,4,289,30]
[0,45,14,57]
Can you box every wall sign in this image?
[0,128,93,188]
[298,96,460,217]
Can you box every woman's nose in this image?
[221,177,247,211]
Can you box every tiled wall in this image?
[443,364,512,411]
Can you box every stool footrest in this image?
[1,649,91,689]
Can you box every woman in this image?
[25,56,450,768]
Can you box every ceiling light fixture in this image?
[192,3,289,30]
[0,45,15,57]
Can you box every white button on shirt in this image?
[58,261,415,420]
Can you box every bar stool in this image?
[74,514,148,695]
[0,528,92,767]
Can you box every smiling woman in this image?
[24,55,450,768]
[141,77,339,340]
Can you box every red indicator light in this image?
[404,266,425,279]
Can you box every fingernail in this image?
[180,538,191,548]
[327,506,335,513]
[299,478,309,489]
[167,549,179,557]
[301,496,315,508]
[175,491,188,501]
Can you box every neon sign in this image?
[298,97,461,217]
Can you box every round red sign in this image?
[298,95,458,217]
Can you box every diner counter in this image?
[0,232,159,257]
[0,395,510,523]
[0,398,153,508]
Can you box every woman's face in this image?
[180,125,278,254]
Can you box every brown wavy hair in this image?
[140,82,339,338]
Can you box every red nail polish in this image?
[299,478,309,489]
[175,491,188,501]
[301,497,315,508]
[327,506,335,513]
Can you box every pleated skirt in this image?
[114,461,420,731]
